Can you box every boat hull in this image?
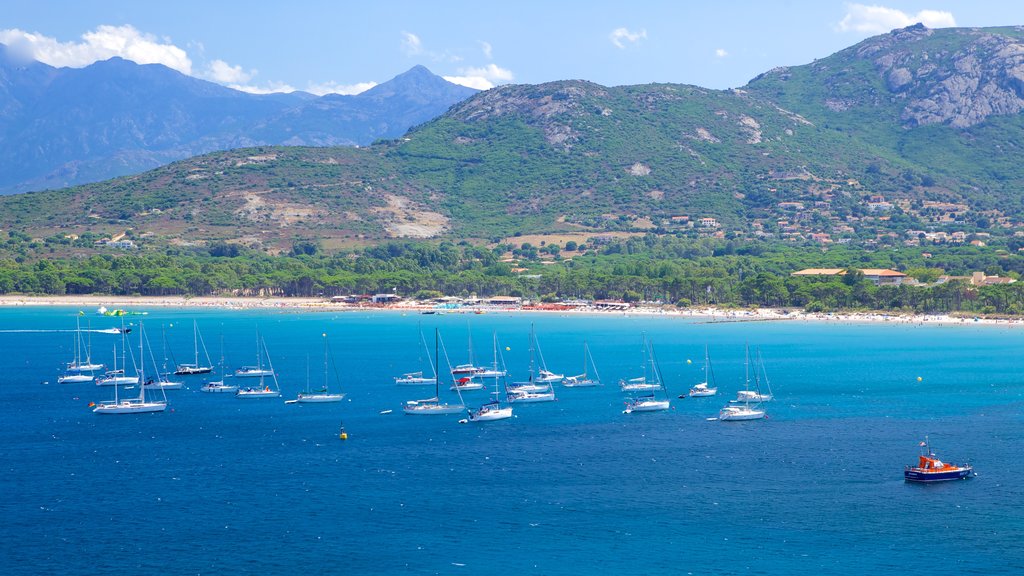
[93,401,167,414]
[403,403,465,415]
[620,383,661,392]
[174,366,212,375]
[451,383,485,391]
[96,376,140,386]
[904,467,974,482]
[200,383,237,393]
[624,400,670,413]
[58,374,95,384]
[236,389,281,398]
[296,393,346,403]
[688,384,717,397]
[508,392,556,403]
[719,408,765,421]
[143,381,183,390]
[234,370,274,378]
[395,378,435,386]
[469,407,513,421]
[563,379,599,388]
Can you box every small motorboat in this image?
[904,438,975,483]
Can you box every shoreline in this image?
[0,294,1018,327]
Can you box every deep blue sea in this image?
[1,307,1023,575]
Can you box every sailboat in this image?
[476,331,508,378]
[733,347,773,402]
[533,333,564,384]
[687,345,718,397]
[562,341,602,387]
[143,324,183,390]
[58,318,99,383]
[507,324,557,403]
[234,329,275,378]
[623,339,670,413]
[619,334,662,391]
[201,335,236,393]
[467,340,513,422]
[236,331,281,398]
[96,324,140,386]
[404,329,466,415]
[718,345,766,421]
[93,321,168,414]
[450,325,484,377]
[174,320,213,375]
[60,317,104,382]
[295,333,346,403]
[395,327,437,385]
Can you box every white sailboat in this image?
[732,347,773,403]
[450,325,484,377]
[96,325,140,386]
[201,336,236,393]
[174,320,213,375]
[619,334,662,392]
[143,324,183,390]
[562,341,602,387]
[58,319,98,382]
[234,329,275,379]
[93,321,168,414]
[404,329,466,415]
[508,324,557,403]
[468,335,513,421]
[236,331,281,398]
[62,316,104,378]
[395,328,438,385]
[623,339,670,413]
[718,345,767,421]
[295,333,346,403]
[687,345,718,397]
[476,332,508,378]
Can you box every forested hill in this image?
[4,25,1024,252]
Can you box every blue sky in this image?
[3,1,1024,94]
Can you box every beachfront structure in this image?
[790,268,907,286]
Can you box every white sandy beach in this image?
[0,294,1017,327]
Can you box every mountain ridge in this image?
[0,47,477,194]
[4,25,1024,253]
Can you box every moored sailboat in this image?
[236,330,281,398]
[623,339,670,413]
[93,321,167,414]
[295,333,346,403]
[686,345,718,397]
[562,341,601,387]
[404,329,466,415]
[718,345,766,421]
[174,320,213,375]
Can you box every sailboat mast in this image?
[138,321,146,402]
[323,333,329,391]
[434,328,440,398]
[193,321,199,366]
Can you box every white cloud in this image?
[715,48,728,58]
[228,81,297,95]
[609,27,647,49]
[401,31,422,55]
[480,41,492,59]
[305,80,378,96]
[0,25,192,73]
[203,59,255,84]
[837,4,956,34]
[444,63,514,90]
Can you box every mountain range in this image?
[4,25,1024,251]
[0,44,476,194]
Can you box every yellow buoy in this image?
[686,359,692,364]
[339,432,348,440]
[917,376,923,382]
[505,346,510,351]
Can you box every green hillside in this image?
[3,25,1024,253]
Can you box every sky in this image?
[2,1,1024,95]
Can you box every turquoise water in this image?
[1,308,1023,574]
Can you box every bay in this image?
[1,307,1022,574]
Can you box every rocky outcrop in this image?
[862,25,1024,127]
